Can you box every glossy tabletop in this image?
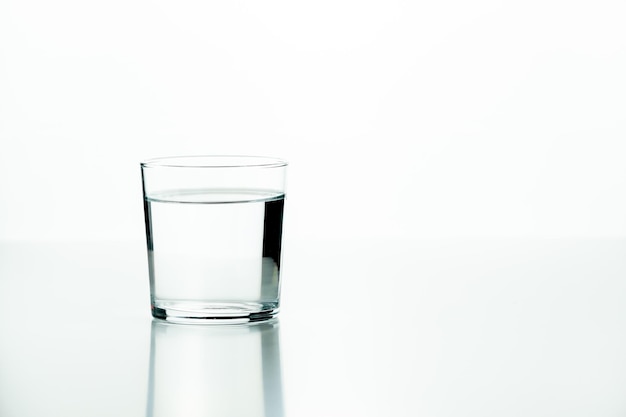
[1,238,625,416]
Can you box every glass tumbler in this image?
[141,156,287,323]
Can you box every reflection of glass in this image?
[147,319,284,417]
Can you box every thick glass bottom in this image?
[152,300,279,324]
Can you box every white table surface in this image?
[1,238,625,416]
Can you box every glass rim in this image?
[140,155,288,169]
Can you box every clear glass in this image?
[147,319,284,417]
[141,155,287,323]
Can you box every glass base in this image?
[152,300,279,324]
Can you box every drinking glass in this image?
[141,156,287,323]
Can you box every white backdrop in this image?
[1,0,625,241]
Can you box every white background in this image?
[1,0,625,242]
[2,4,626,415]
